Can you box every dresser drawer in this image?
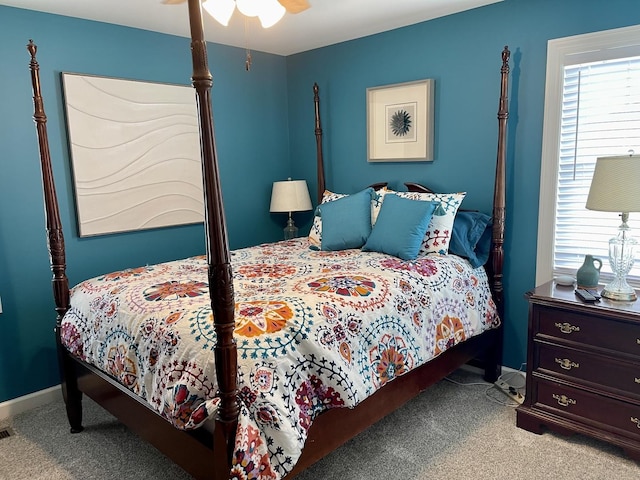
[535,379,640,440]
[536,305,640,357]
[537,343,640,398]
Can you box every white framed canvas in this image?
[61,73,203,237]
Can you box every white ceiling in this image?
[1,0,502,56]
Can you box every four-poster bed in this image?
[27,1,510,478]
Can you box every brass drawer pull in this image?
[632,417,640,428]
[555,322,580,334]
[553,393,576,407]
[555,358,579,370]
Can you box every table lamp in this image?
[585,154,640,301]
[270,179,312,240]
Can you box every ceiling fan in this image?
[163,0,310,28]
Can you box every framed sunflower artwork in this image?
[366,79,434,162]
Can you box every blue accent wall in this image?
[2,0,640,404]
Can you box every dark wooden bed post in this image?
[27,40,84,434]
[491,46,511,318]
[186,0,239,467]
[492,46,509,318]
[313,83,326,203]
[485,46,510,382]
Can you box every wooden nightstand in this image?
[516,280,640,460]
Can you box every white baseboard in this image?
[0,385,62,421]
[502,365,526,376]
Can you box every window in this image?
[537,25,640,287]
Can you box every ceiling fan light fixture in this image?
[201,0,290,29]
[203,0,236,26]
[259,0,286,28]
[235,0,262,17]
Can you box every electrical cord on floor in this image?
[445,376,516,407]
[484,385,520,407]
[444,362,527,408]
[444,376,493,387]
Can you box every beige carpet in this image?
[1,369,638,479]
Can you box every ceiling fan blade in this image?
[162,0,186,5]
[278,0,310,14]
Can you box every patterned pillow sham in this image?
[393,190,467,255]
[308,187,389,249]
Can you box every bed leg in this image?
[212,420,233,479]
[62,380,84,433]
[482,328,503,383]
[64,393,84,433]
[61,378,84,433]
[62,377,84,434]
[56,333,84,433]
[483,356,501,383]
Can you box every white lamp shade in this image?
[270,180,312,213]
[203,0,236,26]
[586,155,640,212]
[259,0,286,28]
[236,0,262,17]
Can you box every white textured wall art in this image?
[61,73,204,237]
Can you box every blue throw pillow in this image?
[362,194,437,260]
[449,211,493,268]
[319,188,374,250]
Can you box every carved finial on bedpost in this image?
[186,0,239,469]
[27,39,36,58]
[313,83,326,204]
[502,45,509,65]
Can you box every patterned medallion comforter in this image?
[60,238,500,479]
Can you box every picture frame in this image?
[61,73,204,237]
[366,79,435,162]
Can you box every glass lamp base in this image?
[283,217,298,240]
[603,220,638,302]
[601,280,638,302]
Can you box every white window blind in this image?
[554,55,640,284]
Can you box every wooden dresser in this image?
[516,280,640,460]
